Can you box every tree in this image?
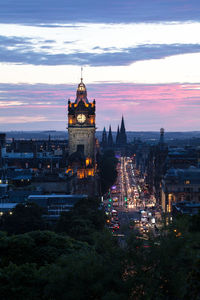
[0,263,41,300]
[124,217,200,300]
[0,230,89,268]
[56,197,106,243]
[0,202,46,235]
[0,231,127,300]
[189,210,200,232]
[39,250,127,300]
[99,149,118,194]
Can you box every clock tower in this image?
[68,78,96,164]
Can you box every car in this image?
[112,210,118,216]
[110,224,120,232]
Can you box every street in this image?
[104,155,161,238]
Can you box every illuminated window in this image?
[86,158,92,166]
[87,169,94,176]
[185,180,190,184]
[78,170,85,179]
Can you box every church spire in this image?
[101,127,107,148]
[116,125,120,145]
[81,66,83,83]
[120,116,125,134]
[107,125,114,148]
[119,116,127,145]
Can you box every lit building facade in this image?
[68,78,95,158]
[67,78,98,185]
[161,167,200,213]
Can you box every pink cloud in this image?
[0,83,200,131]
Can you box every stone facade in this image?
[68,127,95,158]
[67,78,100,197]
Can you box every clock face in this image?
[77,114,86,124]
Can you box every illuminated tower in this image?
[68,77,96,163]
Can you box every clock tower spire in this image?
[81,66,83,82]
[68,78,96,179]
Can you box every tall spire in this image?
[119,116,127,145]
[116,125,120,145]
[120,116,125,134]
[101,127,107,148]
[107,125,114,148]
[75,68,89,104]
[81,66,83,83]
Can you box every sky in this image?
[0,0,200,131]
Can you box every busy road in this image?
[104,155,161,238]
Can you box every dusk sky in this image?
[1,0,200,131]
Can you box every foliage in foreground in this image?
[0,200,200,299]
[0,202,46,234]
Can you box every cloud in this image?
[1,36,200,66]
[0,52,200,85]
[0,101,26,107]
[0,82,200,131]
[0,0,200,24]
[0,116,47,124]
[0,35,32,46]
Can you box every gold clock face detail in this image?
[77,114,86,124]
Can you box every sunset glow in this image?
[0,0,200,131]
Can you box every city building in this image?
[161,166,200,213]
[28,194,87,220]
[142,128,168,199]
